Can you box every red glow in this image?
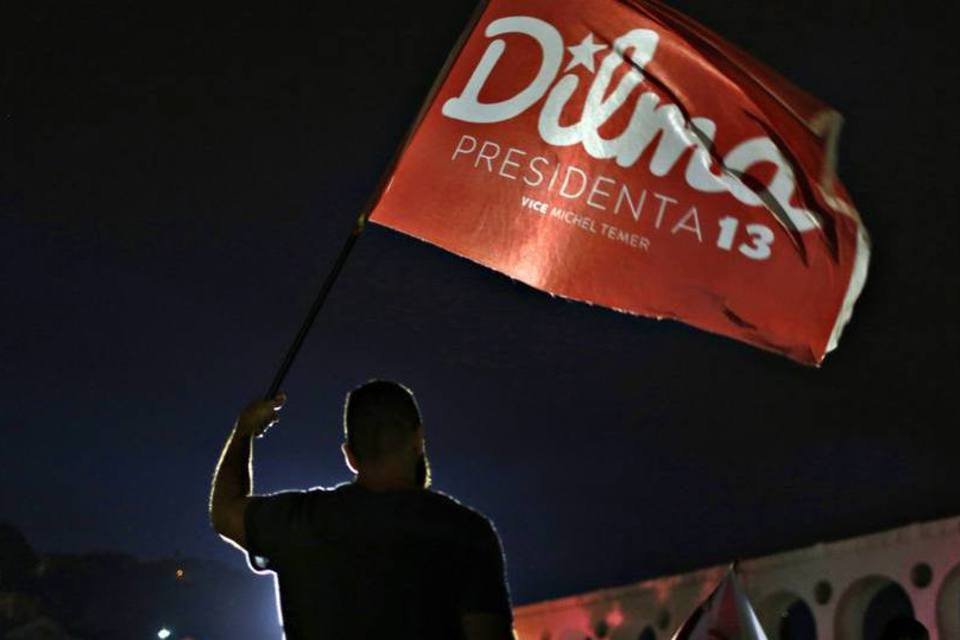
[606,608,625,627]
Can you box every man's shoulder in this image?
[309,484,499,540]
[421,490,498,536]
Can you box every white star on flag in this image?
[565,33,608,73]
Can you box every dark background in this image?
[2,0,957,616]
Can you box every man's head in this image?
[342,380,430,489]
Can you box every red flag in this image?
[368,0,870,365]
[672,569,768,640]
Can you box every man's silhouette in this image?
[209,380,514,639]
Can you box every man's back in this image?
[244,483,512,639]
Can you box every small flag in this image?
[369,0,870,365]
[672,569,768,640]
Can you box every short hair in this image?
[344,380,421,462]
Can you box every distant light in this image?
[175,568,185,579]
[606,608,625,627]
[157,629,172,639]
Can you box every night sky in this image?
[2,0,958,609]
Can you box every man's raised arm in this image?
[208,393,285,548]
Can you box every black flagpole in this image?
[264,213,367,401]
[260,0,489,405]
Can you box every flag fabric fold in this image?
[368,0,870,365]
[671,569,768,640]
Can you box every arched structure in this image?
[834,576,913,639]
[936,563,960,640]
[757,591,816,640]
[513,515,960,640]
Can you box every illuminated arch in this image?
[937,563,960,639]
[755,591,816,640]
[835,575,914,640]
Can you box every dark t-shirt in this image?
[244,483,512,639]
